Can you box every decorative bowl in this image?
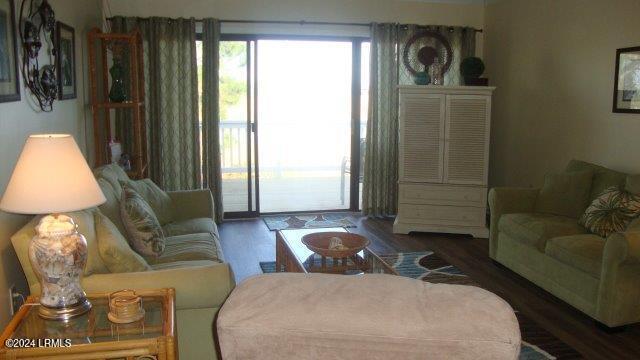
[301,232,370,258]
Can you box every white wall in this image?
[484,0,640,188]
[106,0,485,28]
[0,0,101,327]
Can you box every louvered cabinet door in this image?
[399,93,445,183]
[444,95,491,185]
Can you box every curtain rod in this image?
[106,17,483,33]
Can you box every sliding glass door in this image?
[217,40,258,217]
[216,35,369,217]
[257,39,352,213]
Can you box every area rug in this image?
[260,251,582,359]
[262,213,357,231]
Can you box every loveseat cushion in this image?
[545,234,605,278]
[148,232,223,265]
[566,160,627,202]
[162,217,218,237]
[499,213,588,251]
[534,170,593,218]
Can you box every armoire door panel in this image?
[444,95,491,185]
[399,93,445,183]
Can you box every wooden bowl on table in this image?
[301,232,370,258]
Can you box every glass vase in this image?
[29,214,91,320]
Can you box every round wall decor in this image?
[402,30,453,77]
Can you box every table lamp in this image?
[0,134,106,320]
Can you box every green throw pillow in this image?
[579,186,640,237]
[120,183,166,258]
[119,179,174,225]
[535,170,594,218]
[95,211,151,273]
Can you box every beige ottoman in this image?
[217,273,520,359]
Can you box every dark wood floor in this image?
[218,215,640,359]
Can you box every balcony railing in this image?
[220,120,367,176]
[220,121,247,174]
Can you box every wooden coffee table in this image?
[275,227,397,275]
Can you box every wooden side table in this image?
[0,288,177,360]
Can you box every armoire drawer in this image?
[399,183,487,207]
[398,204,486,226]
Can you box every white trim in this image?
[219,23,370,38]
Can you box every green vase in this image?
[414,71,431,85]
[108,59,127,103]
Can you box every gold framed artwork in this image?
[0,0,19,103]
[613,46,640,113]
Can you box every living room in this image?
[0,0,639,359]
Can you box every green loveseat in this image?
[11,164,234,359]
[489,160,640,328]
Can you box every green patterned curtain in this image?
[362,23,476,216]
[110,17,201,191]
[201,18,224,223]
[362,23,400,216]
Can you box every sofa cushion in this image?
[150,259,219,271]
[579,186,640,237]
[95,211,150,273]
[545,235,605,278]
[566,160,627,202]
[96,178,126,235]
[120,184,166,258]
[148,232,223,265]
[499,213,588,251]
[535,170,593,218]
[162,217,218,237]
[217,273,521,360]
[93,163,130,199]
[121,179,174,225]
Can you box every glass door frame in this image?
[219,34,369,218]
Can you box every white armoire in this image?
[393,86,495,238]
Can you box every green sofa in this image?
[489,160,640,328]
[11,164,234,360]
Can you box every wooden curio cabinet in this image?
[88,28,148,179]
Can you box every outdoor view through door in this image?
[204,37,369,216]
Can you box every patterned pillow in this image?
[579,186,640,237]
[120,184,166,258]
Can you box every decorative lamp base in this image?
[38,297,92,321]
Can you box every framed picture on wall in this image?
[0,0,20,103]
[55,21,76,99]
[613,46,640,113]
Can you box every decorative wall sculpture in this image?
[19,0,57,111]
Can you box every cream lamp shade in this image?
[0,134,106,214]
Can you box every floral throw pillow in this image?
[120,184,166,258]
[579,186,640,237]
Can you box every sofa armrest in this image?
[488,187,539,258]
[30,262,235,311]
[167,189,215,222]
[596,232,640,326]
